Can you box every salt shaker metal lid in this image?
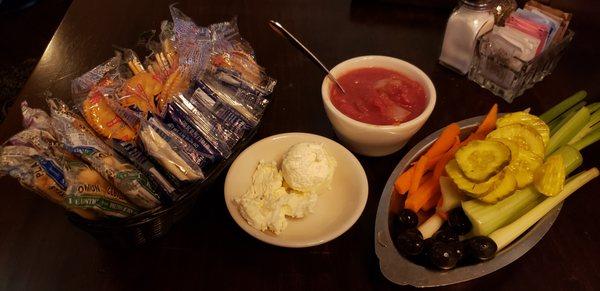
[460,0,496,10]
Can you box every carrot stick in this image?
[405,137,461,215]
[405,137,462,212]
[422,190,441,211]
[406,155,429,201]
[405,139,459,212]
[460,104,499,146]
[396,123,461,195]
[395,153,444,194]
[399,105,496,195]
[433,137,461,179]
[427,106,496,210]
[424,123,461,158]
[436,194,444,209]
[474,103,498,136]
[437,210,449,220]
[395,168,413,194]
[405,175,437,212]
[410,153,444,167]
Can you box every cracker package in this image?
[48,98,162,209]
[72,62,178,200]
[139,116,206,183]
[0,103,140,219]
[208,17,276,95]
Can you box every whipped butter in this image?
[282,142,337,192]
[235,143,336,234]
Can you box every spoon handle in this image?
[268,20,346,94]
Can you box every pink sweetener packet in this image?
[505,14,549,56]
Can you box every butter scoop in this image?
[281,142,337,192]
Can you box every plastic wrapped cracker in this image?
[48,98,162,209]
[82,82,137,141]
[208,18,276,95]
[170,5,212,80]
[159,20,178,68]
[139,116,205,183]
[162,101,220,161]
[191,86,250,138]
[71,57,137,141]
[195,75,269,126]
[86,94,178,201]
[0,145,67,205]
[170,93,239,158]
[21,101,55,134]
[72,56,122,102]
[149,6,213,116]
[156,67,191,115]
[123,49,147,75]
[120,73,161,117]
[62,156,140,218]
[73,64,177,200]
[0,145,138,219]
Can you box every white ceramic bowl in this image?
[321,55,436,157]
[224,132,368,248]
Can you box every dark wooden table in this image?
[1,0,598,290]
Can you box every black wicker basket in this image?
[67,125,260,247]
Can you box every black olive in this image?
[396,209,419,229]
[428,242,459,270]
[418,237,436,259]
[404,228,423,239]
[395,228,424,256]
[423,237,436,250]
[465,236,497,261]
[452,241,466,262]
[433,228,459,244]
[448,208,472,235]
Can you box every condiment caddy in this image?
[440,0,574,102]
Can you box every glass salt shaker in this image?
[439,0,496,75]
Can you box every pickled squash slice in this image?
[487,124,545,157]
[533,154,566,196]
[496,112,550,146]
[445,159,501,197]
[491,138,543,188]
[455,140,510,182]
[479,171,517,204]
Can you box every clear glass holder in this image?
[468,30,574,103]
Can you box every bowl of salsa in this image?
[321,55,436,157]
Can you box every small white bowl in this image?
[321,55,436,157]
[224,132,368,248]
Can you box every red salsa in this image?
[330,67,427,125]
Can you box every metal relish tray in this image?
[374,115,562,287]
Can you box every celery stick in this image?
[588,108,600,127]
[417,177,463,238]
[590,122,600,133]
[568,109,600,144]
[540,91,587,123]
[587,102,600,113]
[551,145,583,174]
[462,145,582,236]
[572,127,600,152]
[547,107,590,155]
[549,102,586,134]
[418,214,444,239]
[463,186,543,236]
[489,168,599,251]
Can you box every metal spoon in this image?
[268,20,347,94]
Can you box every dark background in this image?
[0,0,598,290]
[0,0,71,117]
